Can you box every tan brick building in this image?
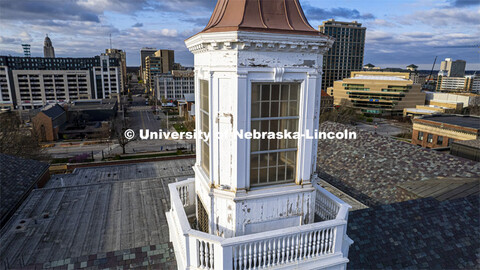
[329,71,425,116]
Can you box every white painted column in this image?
[236,71,249,190]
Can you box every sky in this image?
[0,0,479,70]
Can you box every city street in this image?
[128,105,163,131]
[45,94,194,160]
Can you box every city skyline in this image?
[0,0,479,69]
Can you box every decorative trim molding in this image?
[186,31,334,54]
[274,67,285,82]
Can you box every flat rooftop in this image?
[452,139,480,148]
[0,158,195,269]
[404,108,438,114]
[350,75,408,81]
[417,115,480,129]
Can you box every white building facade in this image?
[92,55,120,100]
[12,70,91,110]
[0,55,120,110]
[155,70,195,101]
[166,1,353,269]
[0,66,14,110]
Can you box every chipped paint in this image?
[187,30,331,238]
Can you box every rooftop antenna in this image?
[21,44,31,57]
[109,33,112,49]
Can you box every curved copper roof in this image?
[200,0,323,36]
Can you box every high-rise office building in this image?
[439,58,466,77]
[144,50,175,92]
[43,35,55,58]
[104,49,127,93]
[436,75,480,93]
[145,55,162,93]
[140,47,157,80]
[319,19,366,91]
[0,55,120,110]
[154,49,174,75]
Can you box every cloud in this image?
[403,32,434,39]
[303,4,375,21]
[370,19,397,28]
[182,17,210,27]
[0,36,20,44]
[132,22,143,28]
[451,0,480,7]
[405,8,480,26]
[0,0,101,22]
[156,0,215,13]
[364,29,479,67]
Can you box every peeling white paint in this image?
[188,31,332,238]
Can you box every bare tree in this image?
[112,117,134,154]
[0,112,49,161]
[319,99,359,124]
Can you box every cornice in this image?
[186,31,333,54]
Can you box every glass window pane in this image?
[252,102,260,118]
[290,84,299,101]
[250,83,299,187]
[271,84,280,100]
[269,167,277,183]
[261,101,269,118]
[252,84,261,101]
[251,155,259,169]
[286,166,295,181]
[277,165,286,182]
[279,101,288,117]
[200,80,210,176]
[259,153,269,167]
[251,121,260,152]
[288,101,298,116]
[259,168,268,184]
[250,168,259,185]
[268,152,278,167]
[202,141,209,175]
[269,120,279,150]
[261,85,270,101]
[286,151,296,167]
[270,101,279,117]
[280,85,289,100]
[259,120,269,132]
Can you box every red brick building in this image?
[32,104,66,141]
[320,90,334,112]
[412,115,480,149]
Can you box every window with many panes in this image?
[427,134,433,143]
[200,80,210,176]
[250,83,299,187]
[418,131,424,141]
[437,136,443,145]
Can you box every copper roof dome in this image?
[200,0,323,36]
